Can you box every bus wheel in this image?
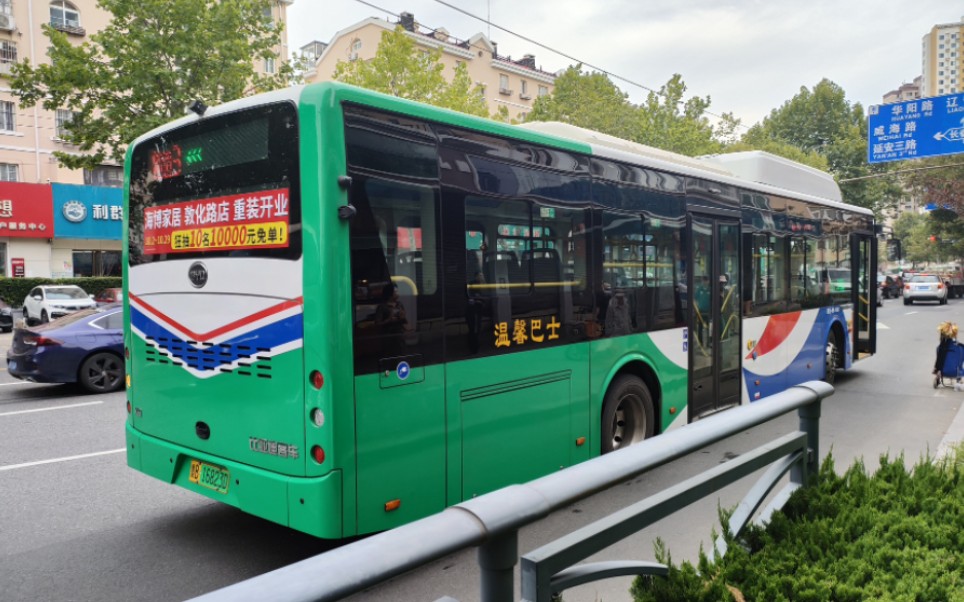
[824,333,840,386]
[601,375,655,454]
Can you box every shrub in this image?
[631,453,964,601]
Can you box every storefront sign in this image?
[11,257,24,277]
[0,182,55,238]
[52,184,124,240]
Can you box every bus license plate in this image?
[189,459,229,494]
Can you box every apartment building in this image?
[0,0,290,278]
[303,11,557,122]
[921,16,963,97]
[882,76,922,104]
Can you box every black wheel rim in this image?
[84,355,122,392]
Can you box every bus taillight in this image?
[311,445,325,464]
[310,370,324,389]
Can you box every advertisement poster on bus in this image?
[142,187,290,255]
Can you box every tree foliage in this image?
[904,156,964,214]
[10,0,296,171]
[528,67,738,156]
[333,26,489,118]
[527,66,638,140]
[636,74,740,156]
[738,79,902,213]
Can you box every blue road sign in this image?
[868,92,964,164]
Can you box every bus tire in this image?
[824,332,840,386]
[601,375,655,454]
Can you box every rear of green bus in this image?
[124,89,341,537]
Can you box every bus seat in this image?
[524,248,561,284]
[484,251,522,287]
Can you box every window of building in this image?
[520,79,528,98]
[263,57,275,74]
[0,163,17,181]
[49,1,80,29]
[55,108,76,139]
[0,101,14,132]
[538,85,549,97]
[499,74,509,94]
[73,250,121,277]
[83,165,123,187]
[0,41,16,63]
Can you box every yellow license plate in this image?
[188,459,230,494]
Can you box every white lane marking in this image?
[0,381,36,386]
[878,323,890,329]
[0,448,125,472]
[906,311,919,315]
[0,401,103,417]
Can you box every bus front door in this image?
[688,214,742,418]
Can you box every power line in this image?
[352,0,749,131]
[429,0,751,130]
[838,161,964,183]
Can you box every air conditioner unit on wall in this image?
[0,15,14,31]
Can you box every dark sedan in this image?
[6,305,124,393]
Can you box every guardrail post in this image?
[478,530,518,602]
[797,397,821,482]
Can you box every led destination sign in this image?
[149,117,269,180]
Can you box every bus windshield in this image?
[127,102,302,266]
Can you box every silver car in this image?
[903,274,948,305]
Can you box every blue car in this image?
[6,305,124,393]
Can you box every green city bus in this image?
[124,82,876,538]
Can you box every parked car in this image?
[22,284,96,324]
[93,287,123,307]
[0,299,12,332]
[6,305,124,393]
[903,274,948,305]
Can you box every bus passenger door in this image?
[688,214,742,417]
[347,174,448,534]
[852,233,876,358]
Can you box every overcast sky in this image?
[286,0,960,128]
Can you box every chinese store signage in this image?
[52,184,124,240]
[142,188,290,255]
[0,182,54,238]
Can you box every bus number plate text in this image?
[189,459,229,494]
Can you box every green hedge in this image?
[631,452,964,601]
[0,277,122,308]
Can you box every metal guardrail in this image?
[188,381,833,602]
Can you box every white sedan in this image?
[903,274,948,305]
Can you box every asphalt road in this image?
[0,297,962,602]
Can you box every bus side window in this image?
[348,176,441,371]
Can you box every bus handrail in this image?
[187,381,832,602]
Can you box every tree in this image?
[333,26,488,118]
[528,68,737,156]
[635,74,739,156]
[903,156,964,214]
[739,79,902,213]
[527,66,638,140]
[11,0,296,171]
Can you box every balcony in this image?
[498,87,512,96]
[50,20,85,36]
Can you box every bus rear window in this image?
[128,102,301,265]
